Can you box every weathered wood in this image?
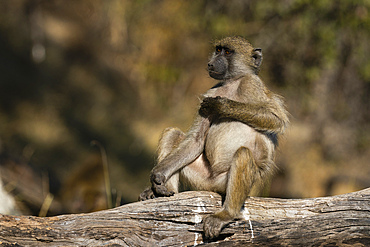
[0,188,369,246]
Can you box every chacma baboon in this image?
[139,36,289,239]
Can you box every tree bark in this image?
[0,188,369,246]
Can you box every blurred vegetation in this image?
[0,0,369,215]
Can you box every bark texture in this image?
[0,188,369,246]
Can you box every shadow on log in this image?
[0,188,369,246]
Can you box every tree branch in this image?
[1,188,369,246]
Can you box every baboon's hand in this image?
[199,96,225,117]
[150,172,175,197]
[138,186,155,201]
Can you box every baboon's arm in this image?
[199,96,288,134]
[150,116,210,192]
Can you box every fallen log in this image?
[0,188,369,246]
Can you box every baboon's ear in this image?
[252,48,263,68]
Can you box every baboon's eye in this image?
[216,47,222,53]
[225,49,233,56]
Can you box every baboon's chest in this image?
[202,79,242,101]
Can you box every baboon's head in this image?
[208,36,263,80]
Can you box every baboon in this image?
[139,36,289,239]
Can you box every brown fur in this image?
[139,36,289,239]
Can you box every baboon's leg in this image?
[157,128,185,162]
[138,128,185,201]
[157,127,185,193]
[203,147,259,238]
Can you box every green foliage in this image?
[0,0,369,213]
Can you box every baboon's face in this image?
[207,46,234,80]
[208,37,263,80]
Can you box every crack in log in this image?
[127,216,204,226]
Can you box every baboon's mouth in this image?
[208,70,223,75]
